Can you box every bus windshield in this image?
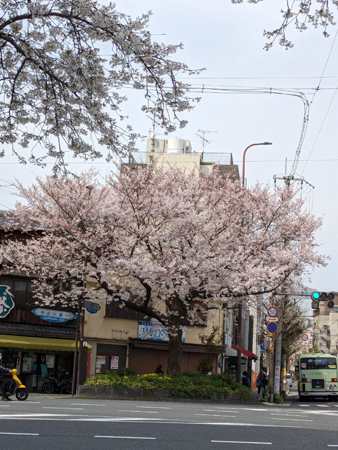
[300,357,337,370]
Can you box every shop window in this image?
[0,277,34,309]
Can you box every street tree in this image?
[231,0,338,49]
[0,165,326,374]
[0,0,200,169]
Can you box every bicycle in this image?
[42,373,72,394]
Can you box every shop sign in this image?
[138,321,186,342]
[0,285,15,318]
[83,300,101,314]
[32,308,77,322]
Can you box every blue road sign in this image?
[267,322,278,333]
[260,343,265,351]
[83,301,101,314]
[32,308,77,323]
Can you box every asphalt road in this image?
[1,386,338,450]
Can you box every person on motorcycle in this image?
[0,352,12,401]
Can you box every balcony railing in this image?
[126,151,234,166]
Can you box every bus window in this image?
[300,357,337,370]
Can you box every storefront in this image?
[0,333,91,391]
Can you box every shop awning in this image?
[231,344,257,360]
[0,334,92,353]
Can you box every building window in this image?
[105,302,149,321]
[0,277,34,310]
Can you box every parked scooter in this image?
[6,369,29,401]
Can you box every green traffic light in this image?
[313,292,320,299]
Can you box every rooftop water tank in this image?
[167,138,186,154]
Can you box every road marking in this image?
[136,406,171,409]
[70,403,105,406]
[211,440,271,445]
[118,410,158,414]
[328,445,338,447]
[299,404,310,406]
[270,418,313,422]
[95,435,156,440]
[271,413,307,417]
[195,414,236,418]
[0,432,39,436]
[43,407,84,410]
[203,409,239,413]
[318,405,329,407]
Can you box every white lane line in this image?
[71,403,105,406]
[43,407,84,410]
[204,410,239,413]
[118,410,158,414]
[95,435,155,440]
[0,432,39,436]
[195,414,236,418]
[136,406,171,409]
[270,418,313,422]
[211,441,271,445]
[271,413,307,417]
[299,404,310,406]
[328,445,338,447]
[318,405,329,407]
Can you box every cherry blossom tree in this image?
[231,0,338,49]
[0,0,200,169]
[0,165,326,374]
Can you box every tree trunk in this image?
[167,328,183,375]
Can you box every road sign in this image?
[260,343,265,351]
[83,300,101,314]
[301,334,308,341]
[32,308,77,323]
[268,306,278,318]
[267,322,278,333]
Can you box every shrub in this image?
[84,372,246,400]
[274,394,283,404]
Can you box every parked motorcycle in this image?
[42,373,72,394]
[6,369,29,401]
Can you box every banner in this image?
[138,321,185,342]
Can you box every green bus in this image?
[298,353,338,402]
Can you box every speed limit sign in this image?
[268,306,278,318]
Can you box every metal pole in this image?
[274,307,282,395]
[240,142,272,384]
[268,295,275,403]
[236,305,242,383]
[71,296,82,396]
[242,142,272,188]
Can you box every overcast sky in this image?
[1,0,338,292]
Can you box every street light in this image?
[236,142,272,384]
[242,142,272,188]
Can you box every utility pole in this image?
[268,294,275,403]
[274,302,282,396]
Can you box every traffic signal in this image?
[311,292,335,308]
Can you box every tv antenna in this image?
[196,130,218,150]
